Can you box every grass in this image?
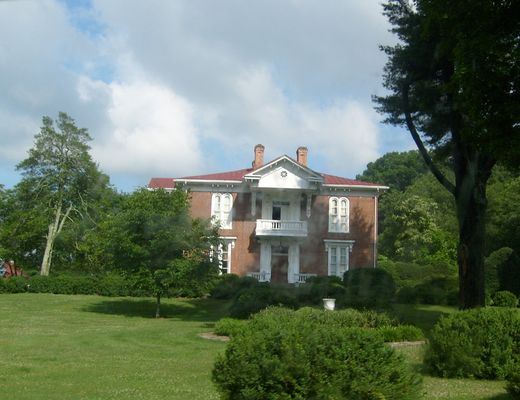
[0,293,229,400]
[0,294,514,399]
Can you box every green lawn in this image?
[0,293,229,400]
[0,294,513,399]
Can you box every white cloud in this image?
[79,78,203,177]
[0,0,413,190]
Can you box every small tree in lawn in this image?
[94,188,220,318]
[16,112,109,275]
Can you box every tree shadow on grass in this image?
[82,298,230,322]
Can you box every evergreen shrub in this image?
[214,318,248,337]
[492,290,519,308]
[228,284,298,319]
[343,268,396,308]
[377,325,424,342]
[425,307,520,379]
[209,274,258,300]
[213,307,421,399]
[296,276,346,306]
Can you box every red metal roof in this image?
[320,173,383,187]
[148,178,175,189]
[149,169,384,189]
[180,168,253,181]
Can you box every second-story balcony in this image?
[255,219,308,237]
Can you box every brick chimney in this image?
[296,146,308,167]
[252,144,265,169]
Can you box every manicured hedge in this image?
[214,308,424,342]
[342,268,396,308]
[425,307,520,379]
[213,307,421,399]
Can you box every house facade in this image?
[149,145,387,283]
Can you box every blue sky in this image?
[0,0,415,192]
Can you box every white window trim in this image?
[328,196,350,233]
[211,193,233,229]
[324,240,354,278]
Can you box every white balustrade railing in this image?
[255,219,308,237]
[294,273,317,283]
[247,271,271,282]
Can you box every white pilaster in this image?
[259,240,272,281]
[288,242,300,284]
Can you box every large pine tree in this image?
[375,0,520,308]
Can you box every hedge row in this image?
[214,308,424,343]
[213,307,422,399]
[210,270,398,319]
[0,273,205,298]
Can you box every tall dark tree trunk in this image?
[155,292,161,318]
[453,148,494,308]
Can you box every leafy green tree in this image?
[380,193,456,267]
[375,0,520,308]
[356,150,427,191]
[83,189,220,317]
[14,113,110,275]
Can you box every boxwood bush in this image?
[425,307,520,379]
[213,307,421,399]
[492,290,519,308]
[214,318,248,337]
[342,268,396,308]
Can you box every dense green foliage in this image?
[0,272,210,298]
[426,307,520,379]
[80,188,220,316]
[1,113,115,274]
[213,307,421,399]
[507,364,520,399]
[492,291,519,308]
[342,267,396,308]
[214,308,424,343]
[375,0,520,308]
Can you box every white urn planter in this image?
[322,298,336,311]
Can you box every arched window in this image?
[328,197,349,233]
[212,193,233,229]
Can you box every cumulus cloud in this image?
[0,0,412,190]
[78,77,203,177]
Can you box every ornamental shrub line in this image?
[213,309,424,342]
[0,273,208,298]
[425,307,520,379]
[213,307,422,400]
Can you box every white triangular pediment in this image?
[245,156,323,189]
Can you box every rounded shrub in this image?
[343,268,396,308]
[425,307,520,379]
[228,284,298,319]
[213,307,421,399]
[376,325,424,342]
[214,318,249,337]
[209,274,259,300]
[492,290,519,308]
[296,276,346,306]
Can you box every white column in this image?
[251,192,257,216]
[306,193,312,218]
[259,240,272,281]
[288,243,300,284]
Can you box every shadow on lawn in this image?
[82,298,229,322]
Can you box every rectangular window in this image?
[325,240,353,278]
[212,193,233,229]
[328,197,349,233]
